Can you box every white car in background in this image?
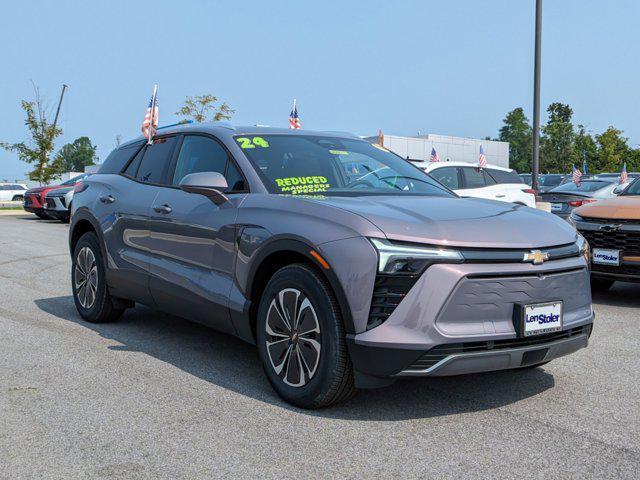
[0,183,28,202]
[417,161,537,208]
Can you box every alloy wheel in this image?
[265,288,321,387]
[74,246,98,309]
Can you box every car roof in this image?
[119,122,361,148]
[417,161,514,172]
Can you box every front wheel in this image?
[256,264,355,409]
[72,232,125,323]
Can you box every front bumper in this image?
[44,195,70,218]
[347,256,593,379]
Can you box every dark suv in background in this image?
[69,123,593,408]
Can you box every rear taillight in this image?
[522,188,537,195]
[74,182,89,193]
[568,199,597,207]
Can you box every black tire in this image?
[72,231,125,323]
[256,263,355,409]
[12,195,23,202]
[591,278,615,292]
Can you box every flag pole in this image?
[148,84,158,145]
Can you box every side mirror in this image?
[179,171,229,205]
[613,185,625,195]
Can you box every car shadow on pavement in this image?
[592,281,640,308]
[35,295,556,421]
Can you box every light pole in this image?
[52,84,68,129]
[531,0,542,192]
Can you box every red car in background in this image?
[23,174,90,218]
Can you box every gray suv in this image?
[69,123,594,408]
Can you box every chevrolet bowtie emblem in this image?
[523,250,549,265]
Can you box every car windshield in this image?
[621,178,640,195]
[60,173,89,186]
[550,180,612,193]
[236,134,454,197]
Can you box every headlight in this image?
[370,238,463,275]
[568,210,583,227]
[576,233,590,264]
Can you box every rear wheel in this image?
[72,232,125,323]
[591,278,615,292]
[12,195,23,202]
[256,263,355,409]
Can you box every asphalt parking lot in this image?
[1,214,639,479]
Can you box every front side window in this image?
[136,136,177,184]
[172,136,228,185]
[235,135,453,197]
[172,135,247,191]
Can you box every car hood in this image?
[308,195,577,248]
[26,185,61,194]
[575,195,640,220]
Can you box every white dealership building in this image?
[365,133,510,169]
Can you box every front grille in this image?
[406,325,591,371]
[592,263,640,277]
[581,229,640,256]
[367,274,418,330]
[581,217,639,225]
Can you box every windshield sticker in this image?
[236,136,270,149]
[329,149,348,155]
[275,176,331,194]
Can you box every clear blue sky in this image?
[2,0,639,180]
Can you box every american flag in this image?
[430,147,440,162]
[289,99,300,129]
[141,85,159,142]
[620,162,628,184]
[478,145,487,169]
[572,165,582,185]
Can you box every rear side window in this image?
[430,167,459,189]
[487,168,523,184]
[461,167,487,189]
[99,143,142,174]
[136,136,178,184]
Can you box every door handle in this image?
[495,194,506,198]
[99,195,115,204]
[153,204,172,214]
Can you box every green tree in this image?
[595,127,629,172]
[498,107,532,173]
[540,102,577,173]
[573,125,599,173]
[175,94,234,123]
[51,136,98,172]
[1,87,63,185]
